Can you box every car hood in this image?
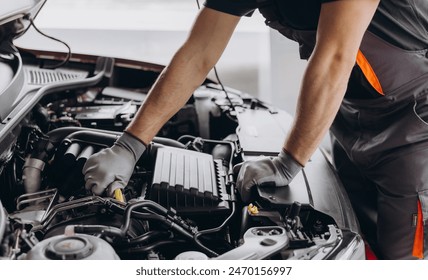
[0,0,45,39]
[0,0,46,123]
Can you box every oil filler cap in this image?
[45,236,94,260]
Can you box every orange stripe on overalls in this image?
[356,50,384,95]
[413,200,424,259]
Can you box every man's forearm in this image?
[284,0,379,166]
[123,7,240,144]
[125,47,209,145]
[284,53,353,166]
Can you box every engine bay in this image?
[0,50,364,260]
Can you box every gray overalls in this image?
[257,0,428,259]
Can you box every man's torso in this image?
[204,0,428,51]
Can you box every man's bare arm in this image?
[126,8,240,144]
[284,0,380,165]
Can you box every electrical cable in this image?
[195,0,236,112]
[27,17,71,69]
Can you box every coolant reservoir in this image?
[26,234,120,260]
[175,251,209,260]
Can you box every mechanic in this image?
[82,0,428,259]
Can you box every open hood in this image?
[0,0,45,45]
[0,0,45,26]
[0,0,46,123]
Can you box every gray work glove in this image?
[236,149,303,203]
[83,131,146,196]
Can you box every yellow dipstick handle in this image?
[247,203,259,215]
[114,188,125,203]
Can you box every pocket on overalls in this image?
[413,97,428,125]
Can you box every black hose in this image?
[120,201,168,236]
[108,230,171,250]
[65,130,187,149]
[127,212,166,223]
[120,200,219,257]
[128,231,170,246]
[64,130,118,147]
[48,126,186,149]
[192,185,237,257]
[61,200,168,239]
[49,197,219,257]
[47,127,117,145]
[68,225,123,238]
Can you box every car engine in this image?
[0,50,364,260]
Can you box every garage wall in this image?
[15,0,306,116]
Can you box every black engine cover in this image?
[148,146,230,216]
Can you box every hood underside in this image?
[0,0,45,26]
[0,0,46,44]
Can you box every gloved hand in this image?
[83,131,146,196]
[236,149,303,203]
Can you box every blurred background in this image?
[15,0,307,116]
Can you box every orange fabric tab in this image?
[412,200,424,259]
[356,50,384,95]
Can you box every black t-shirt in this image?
[203,0,332,30]
[204,0,428,51]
